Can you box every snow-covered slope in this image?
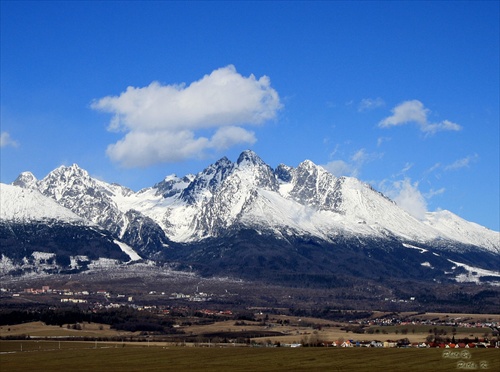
[0,183,83,223]
[424,210,499,252]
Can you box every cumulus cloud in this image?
[0,131,19,148]
[209,126,256,150]
[386,178,428,220]
[358,97,385,112]
[379,100,462,135]
[92,65,281,167]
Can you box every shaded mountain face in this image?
[167,228,500,286]
[0,220,133,275]
[3,151,499,286]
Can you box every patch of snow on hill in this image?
[403,243,428,253]
[113,240,141,261]
[87,258,122,270]
[450,260,500,284]
[0,255,16,275]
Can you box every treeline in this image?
[0,307,86,326]
[0,306,181,335]
[288,307,373,322]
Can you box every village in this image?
[1,283,227,307]
[1,283,499,350]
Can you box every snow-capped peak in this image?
[236,150,266,167]
[36,163,95,201]
[53,163,89,177]
[179,156,234,204]
[13,171,38,189]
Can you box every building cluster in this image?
[319,339,498,348]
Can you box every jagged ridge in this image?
[3,150,499,284]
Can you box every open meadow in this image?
[1,312,498,371]
[0,321,137,339]
[1,317,495,346]
[1,341,499,372]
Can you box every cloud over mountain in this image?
[383,178,428,220]
[91,65,281,167]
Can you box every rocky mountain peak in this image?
[154,174,193,198]
[236,150,266,167]
[54,163,89,177]
[180,156,235,204]
[287,159,341,210]
[232,151,278,191]
[13,171,38,189]
[275,164,294,183]
[37,164,97,202]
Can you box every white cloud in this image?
[106,130,209,167]
[425,187,446,199]
[92,65,281,167]
[358,97,385,112]
[209,126,256,150]
[350,148,367,163]
[376,136,391,147]
[445,154,479,171]
[0,131,19,148]
[424,119,462,134]
[379,100,462,135]
[422,154,478,180]
[385,178,428,220]
[322,148,382,178]
[428,162,442,173]
[401,162,414,173]
[322,160,355,177]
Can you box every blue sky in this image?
[1,1,499,231]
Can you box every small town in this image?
[1,284,498,350]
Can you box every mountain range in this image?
[1,150,498,286]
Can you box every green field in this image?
[1,341,499,371]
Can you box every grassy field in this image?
[1,319,494,346]
[0,321,137,338]
[184,318,493,345]
[1,341,499,371]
